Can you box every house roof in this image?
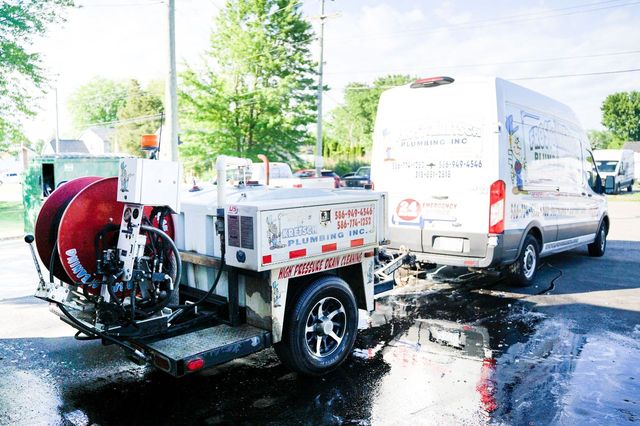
[46,139,90,154]
[622,141,640,153]
[84,126,116,142]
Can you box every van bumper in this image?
[410,233,505,268]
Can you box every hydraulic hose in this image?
[136,224,182,315]
[168,229,226,322]
[58,304,147,360]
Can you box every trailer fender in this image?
[269,270,289,344]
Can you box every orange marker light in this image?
[140,134,159,150]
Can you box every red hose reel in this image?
[35,176,174,286]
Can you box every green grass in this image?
[0,201,24,239]
[606,191,640,202]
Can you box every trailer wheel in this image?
[588,221,607,257]
[628,184,633,193]
[508,234,539,287]
[274,276,358,376]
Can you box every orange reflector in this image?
[350,238,364,247]
[140,134,159,150]
[364,251,375,258]
[289,248,306,259]
[153,354,170,371]
[464,260,476,266]
[322,243,337,253]
[186,358,205,372]
[262,255,272,264]
[293,184,303,188]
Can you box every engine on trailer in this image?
[32,158,182,336]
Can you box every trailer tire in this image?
[274,275,358,376]
[508,234,539,287]
[628,184,633,193]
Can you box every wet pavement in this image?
[1,203,640,425]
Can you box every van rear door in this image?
[371,78,499,256]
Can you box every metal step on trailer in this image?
[139,324,272,377]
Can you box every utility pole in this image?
[315,0,326,176]
[166,0,179,161]
[55,88,60,154]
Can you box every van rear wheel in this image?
[274,276,358,376]
[508,235,539,287]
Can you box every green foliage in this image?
[67,77,128,130]
[587,129,623,150]
[116,80,164,155]
[601,91,640,142]
[0,0,74,151]
[327,158,369,177]
[325,74,414,160]
[179,0,317,176]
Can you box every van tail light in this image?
[489,180,505,234]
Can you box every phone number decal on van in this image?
[438,160,483,169]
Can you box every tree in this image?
[0,0,74,153]
[115,80,164,155]
[325,74,414,159]
[67,77,128,130]
[587,129,622,150]
[601,91,640,142]
[179,0,317,175]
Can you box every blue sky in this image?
[25,0,640,142]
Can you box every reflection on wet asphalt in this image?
[1,262,639,425]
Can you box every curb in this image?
[0,235,22,242]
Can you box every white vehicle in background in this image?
[593,149,635,193]
[246,161,335,189]
[370,76,609,286]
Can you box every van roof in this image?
[382,76,580,126]
[594,149,632,158]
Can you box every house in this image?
[78,126,116,154]
[622,141,640,179]
[42,139,90,155]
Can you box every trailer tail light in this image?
[489,180,505,234]
[186,357,205,372]
[410,76,454,89]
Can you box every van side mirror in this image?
[605,175,615,193]
[594,175,603,194]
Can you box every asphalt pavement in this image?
[0,202,639,425]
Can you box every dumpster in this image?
[22,154,129,233]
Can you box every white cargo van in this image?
[370,76,609,285]
[593,149,635,193]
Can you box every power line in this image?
[325,49,640,76]
[81,113,163,129]
[327,0,640,43]
[78,1,163,8]
[510,68,640,80]
[335,67,640,92]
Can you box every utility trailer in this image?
[27,155,404,376]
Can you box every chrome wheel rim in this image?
[305,297,346,358]
[523,244,537,279]
[600,227,606,251]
